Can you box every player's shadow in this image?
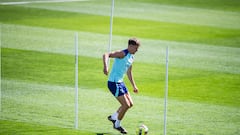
[96,133,120,135]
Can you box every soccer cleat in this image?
[107,116,128,134]
[114,126,128,134]
[107,115,116,128]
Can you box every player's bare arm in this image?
[103,50,125,75]
[103,53,109,75]
[127,65,138,93]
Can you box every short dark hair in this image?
[128,38,140,46]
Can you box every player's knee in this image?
[122,103,131,110]
[129,102,133,108]
[127,102,133,109]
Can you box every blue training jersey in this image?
[108,49,134,82]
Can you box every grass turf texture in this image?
[1,0,240,134]
[0,120,95,135]
[2,48,240,107]
[0,5,240,47]
[1,79,239,135]
[135,0,240,12]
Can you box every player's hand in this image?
[133,86,138,93]
[103,66,108,75]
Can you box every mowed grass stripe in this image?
[136,0,240,12]
[0,6,240,47]
[2,48,240,107]
[1,1,240,134]
[2,24,240,74]
[2,79,239,134]
[0,120,95,135]
[20,0,240,29]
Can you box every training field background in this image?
[0,0,240,134]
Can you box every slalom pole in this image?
[0,23,1,112]
[108,0,115,66]
[74,32,79,129]
[163,46,169,135]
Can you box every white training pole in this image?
[74,32,79,129]
[107,0,115,66]
[0,23,2,112]
[163,46,169,135]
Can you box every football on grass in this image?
[136,124,148,135]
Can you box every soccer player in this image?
[102,38,140,134]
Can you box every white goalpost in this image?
[163,46,169,135]
[74,32,79,129]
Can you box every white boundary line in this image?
[0,0,89,5]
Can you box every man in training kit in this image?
[103,38,140,134]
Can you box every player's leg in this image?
[111,94,131,134]
[108,106,121,121]
[107,82,130,134]
[125,93,133,107]
[116,93,133,120]
[110,92,133,120]
[115,82,133,126]
[109,95,131,124]
[108,81,122,121]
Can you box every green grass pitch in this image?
[1,0,240,135]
